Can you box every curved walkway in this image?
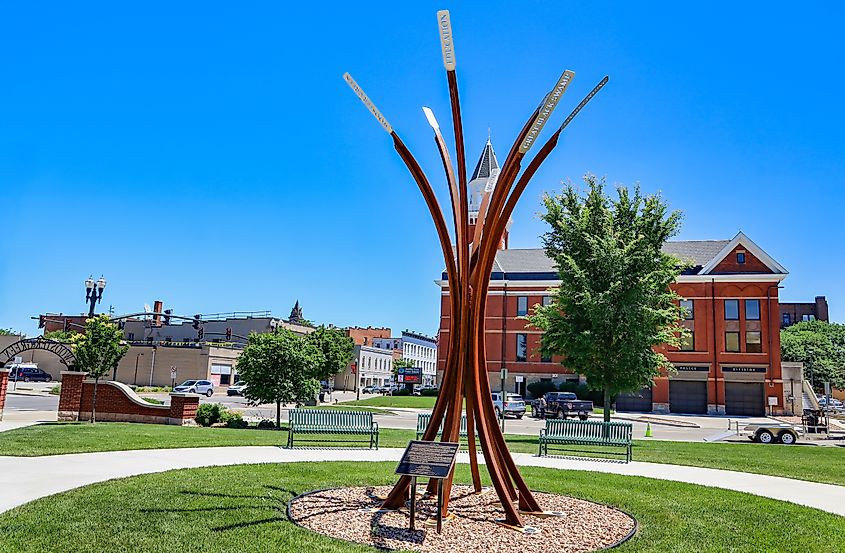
[0,447,843,516]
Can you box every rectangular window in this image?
[782,313,791,326]
[746,331,762,353]
[542,296,552,307]
[745,299,760,320]
[517,296,529,316]
[736,251,746,264]
[802,314,815,322]
[516,334,527,362]
[680,299,694,320]
[681,332,695,351]
[725,331,740,352]
[725,299,739,320]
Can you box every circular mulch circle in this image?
[287,485,637,553]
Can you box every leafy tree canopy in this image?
[236,328,324,427]
[392,357,415,378]
[307,325,354,381]
[0,328,21,336]
[44,330,79,342]
[71,316,129,379]
[527,175,688,421]
[781,320,845,389]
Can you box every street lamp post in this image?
[85,276,107,318]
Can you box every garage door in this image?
[615,388,652,412]
[725,382,764,416]
[669,380,707,414]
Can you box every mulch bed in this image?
[287,485,636,552]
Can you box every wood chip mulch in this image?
[287,485,636,552]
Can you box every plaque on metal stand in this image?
[395,440,460,533]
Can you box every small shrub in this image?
[195,403,227,427]
[257,419,277,430]
[133,386,173,393]
[49,384,62,395]
[420,388,439,397]
[141,397,164,405]
[393,388,411,396]
[223,411,248,429]
[527,380,558,399]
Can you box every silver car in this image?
[491,392,526,419]
[174,379,214,397]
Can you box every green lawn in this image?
[0,423,844,487]
[0,462,841,553]
[340,395,437,409]
[302,405,395,415]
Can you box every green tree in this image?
[0,328,21,336]
[527,175,688,422]
[236,328,324,428]
[781,320,845,390]
[70,315,129,423]
[307,325,354,381]
[44,330,79,342]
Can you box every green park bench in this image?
[416,413,476,444]
[538,419,633,462]
[287,409,379,449]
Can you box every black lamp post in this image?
[85,275,106,318]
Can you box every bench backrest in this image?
[417,413,469,435]
[289,409,373,429]
[545,419,632,442]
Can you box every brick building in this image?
[779,296,829,328]
[437,142,791,416]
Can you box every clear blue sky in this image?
[2,1,843,337]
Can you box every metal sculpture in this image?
[344,10,607,528]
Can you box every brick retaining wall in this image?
[0,369,9,421]
[59,371,199,425]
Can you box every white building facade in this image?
[334,345,394,391]
[373,331,438,387]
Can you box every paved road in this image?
[1,446,843,517]
[0,389,799,442]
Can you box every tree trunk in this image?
[276,400,281,430]
[603,387,611,423]
[91,376,99,424]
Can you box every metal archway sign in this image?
[0,338,76,369]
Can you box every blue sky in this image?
[1,1,843,337]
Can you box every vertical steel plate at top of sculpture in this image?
[344,10,608,528]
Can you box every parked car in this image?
[538,392,593,420]
[361,385,378,394]
[174,379,215,397]
[491,392,526,419]
[8,365,52,383]
[226,382,248,396]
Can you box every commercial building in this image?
[779,296,829,328]
[436,140,792,416]
[334,345,394,392]
[373,331,438,387]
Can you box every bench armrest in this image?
[372,421,379,432]
[539,428,546,439]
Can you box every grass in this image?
[301,405,395,415]
[0,422,844,487]
[0,462,842,553]
[340,395,437,409]
[140,397,164,405]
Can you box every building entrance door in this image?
[616,387,653,412]
[669,380,707,414]
[725,382,765,416]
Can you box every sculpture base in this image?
[288,485,637,553]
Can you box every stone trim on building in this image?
[0,369,9,421]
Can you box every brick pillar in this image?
[168,393,200,425]
[58,371,86,422]
[0,369,9,422]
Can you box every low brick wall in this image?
[0,369,9,421]
[58,371,199,425]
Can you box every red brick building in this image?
[437,143,790,416]
[437,232,789,416]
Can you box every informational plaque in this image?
[395,440,460,479]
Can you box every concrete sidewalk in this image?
[0,446,842,517]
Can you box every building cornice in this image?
[436,273,786,290]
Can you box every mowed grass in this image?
[0,462,842,553]
[1,422,844,487]
[340,395,437,409]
